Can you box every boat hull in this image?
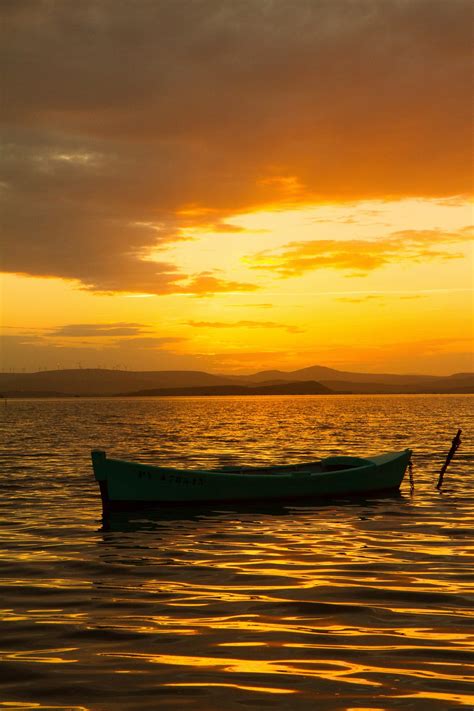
[91,449,412,510]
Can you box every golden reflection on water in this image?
[0,706,90,711]
[164,682,296,694]
[99,647,474,692]
[391,691,474,706]
[0,649,78,664]
[101,651,382,686]
[1,395,473,709]
[385,606,474,618]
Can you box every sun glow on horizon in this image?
[1,196,472,375]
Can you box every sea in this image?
[0,395,473,711]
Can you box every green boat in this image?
[91,448,412,510]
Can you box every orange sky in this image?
[1,1,473,375]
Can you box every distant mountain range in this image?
[0,365,473,397]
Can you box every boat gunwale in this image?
[96,456,382,479]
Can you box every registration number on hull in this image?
[137,470,204,486]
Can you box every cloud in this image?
[2,331,472,375]
[50,322,150,337]
[336,295,385,303]
[1,1,472,293]
[47,323,187,350]
[1,323,187,362]
[0,331,188,372]
[205,223,248,234]
[335,293,427,303]
[186,320,303,333]
[0,0,472,294]
[174,274,259,297]
[109,336,186,348]
[246,226,473,277]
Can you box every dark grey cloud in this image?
[1,0,472,293]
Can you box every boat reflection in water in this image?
[99,489,407,533]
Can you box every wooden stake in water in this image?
[408,457,415,493]
[436,429,462,490]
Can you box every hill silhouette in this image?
[0,366,472,396]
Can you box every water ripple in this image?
[0,395,472,709]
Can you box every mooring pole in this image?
[436,429,462,490]
[408,457,415,493]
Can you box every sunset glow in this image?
[1,1,472,375]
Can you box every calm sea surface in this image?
[0,395,473,711]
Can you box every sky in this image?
[1,0,473,375]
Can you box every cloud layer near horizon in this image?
[1,0,472,294]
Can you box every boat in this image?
[91,448,412,510]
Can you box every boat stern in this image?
[91,449,110,511]
[366,448,412,490]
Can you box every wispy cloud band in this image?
[246,227,473,277]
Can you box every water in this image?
[0,395,473,710]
